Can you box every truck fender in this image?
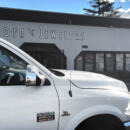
[64,105,126,130]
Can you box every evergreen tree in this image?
[83,0,121,17]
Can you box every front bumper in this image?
[124,109,130,129]
[124,121,130,129]
[124,111,130,129]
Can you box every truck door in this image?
[0,45,59,130]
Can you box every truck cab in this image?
[0,38,130,130]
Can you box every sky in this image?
[0,0,130,18]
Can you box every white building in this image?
[0,7,130,82]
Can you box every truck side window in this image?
[0,46,28,85]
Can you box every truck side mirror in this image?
[25,65,46,86]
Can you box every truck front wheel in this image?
[81,121,124,130]
[75,115,125,130]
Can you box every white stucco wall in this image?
[0,20,130,69]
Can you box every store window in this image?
[126,54,130,72]
[84,53,94,71]
[75,55,83,70]
[75,51,130,73]
[106,53,115,71]
[116,53,124,71]
[96,53,104,72]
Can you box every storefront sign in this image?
[0,26,86,41]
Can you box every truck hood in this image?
[55,70,128,92]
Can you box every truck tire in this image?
[82,121,124,130]
[76,115,125,130]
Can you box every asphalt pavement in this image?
[127,127,130,130]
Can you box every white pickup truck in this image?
[0,38,130,130]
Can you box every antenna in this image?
[69,70,73,97]
[68,26,72,97]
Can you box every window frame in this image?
[75,51,130,73]
[96,53,105,72]
[115,53,124,71]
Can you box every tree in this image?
[83,0,121,17]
